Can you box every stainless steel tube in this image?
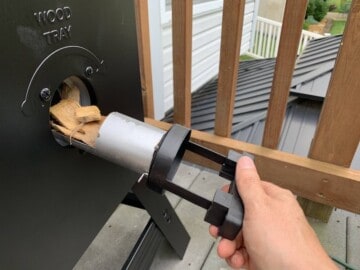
[94,112,166,174]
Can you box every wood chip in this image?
[51,117,104,147]
[76,106,101,123]
[50,99,105,147]
[50,99,81,131]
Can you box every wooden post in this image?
[172,0,193,127]
[134,0,154,118]
[261,0,307,148]
[310,2,360,168]
[299,0,360,222]
[214,0,245,138]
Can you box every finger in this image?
[221,184,229,192]
[217,238,237,258]
[226,248,249,269]
[236,156,265,203]
[209,225,219,238]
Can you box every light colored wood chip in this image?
[50,98,105,147]
[80,117,105,147]
[51,117,104,148]
[50,99,81,131]
[51,122,73,137]
[75,106,101,123]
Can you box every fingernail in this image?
[238,156,255,169]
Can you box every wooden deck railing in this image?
[136,0,360,221]
[248,16,324,59]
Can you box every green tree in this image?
[306,0,315,19]
[314,0,328,21]
[306,0,328,21]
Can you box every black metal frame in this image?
[120,123,245,265]
[132,174,190,259]
[121,185,190,269]
[146,124,244,240]
[122,220,164,270]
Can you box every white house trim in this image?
[148,0,165,119]
[148,0,259,119]
[160,0,224,25]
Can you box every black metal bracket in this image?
[132,173,190,259]
[146,124,244,240]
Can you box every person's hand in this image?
[209,156,337,270]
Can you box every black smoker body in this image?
[0,1,151,269]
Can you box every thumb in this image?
[236,156,265,204]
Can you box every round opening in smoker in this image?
[51,76,92,107]
[50,76,94,147]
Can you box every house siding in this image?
[156,0,258,117]
[258,0,286,22]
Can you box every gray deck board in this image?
[308,209,346,269]
[166,163,202,207]
[75,163,360,270]
[307,208,360,269]
[74,204,150,270]
[346,214,360,267]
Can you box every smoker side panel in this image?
[0,0,144,269]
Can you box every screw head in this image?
[85,66,94,77]
[162,209,172,224]
[40,88,52,102]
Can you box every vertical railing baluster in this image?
[214,0,246,138]
[262,0,308,149]
[172,0,193,127]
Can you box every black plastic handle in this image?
[204,175,244,240]
[220,180,244,239]
[185,137,245,240]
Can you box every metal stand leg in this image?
[122,221,164,270]
[132,175,190,259]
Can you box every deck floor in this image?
[75,162,360,270]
